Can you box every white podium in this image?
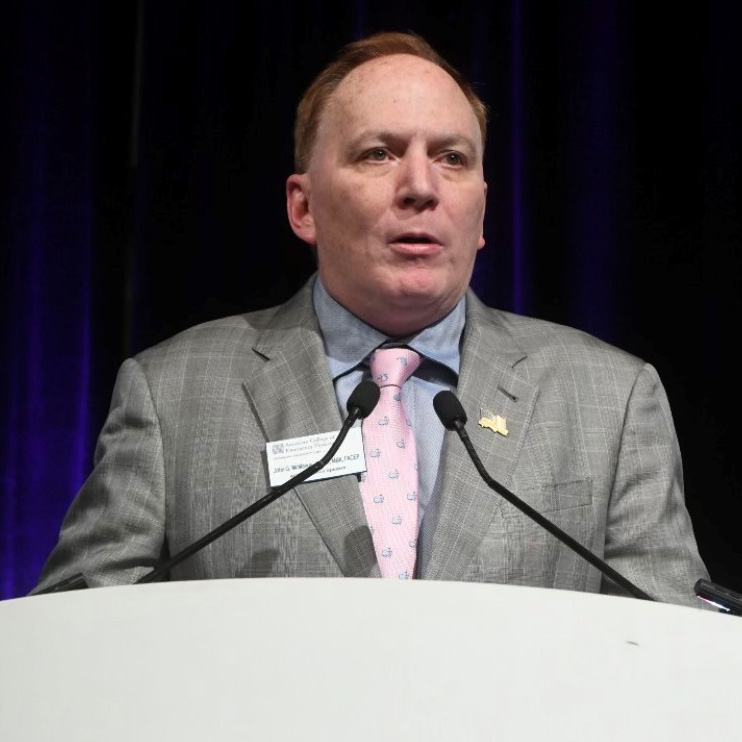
[1,579,739,740]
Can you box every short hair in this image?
[293,31,488,173]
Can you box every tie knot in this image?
[369,348,421,388]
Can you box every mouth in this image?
[389,232,442,255]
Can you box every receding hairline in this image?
[328,52,476,107]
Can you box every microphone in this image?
[347,379,382,419]
[136,380,380,584]
[433,390,655,602]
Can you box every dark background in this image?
[2,0,740,599]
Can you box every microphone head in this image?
[433,390,467,430]
[347,380,381,419]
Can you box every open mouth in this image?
[391,233,440,245]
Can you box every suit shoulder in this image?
[132,304,283,368]
[478,304,646,374]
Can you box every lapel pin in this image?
[478,408,509,437]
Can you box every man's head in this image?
[287,32,488,337]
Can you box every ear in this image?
[286,173,317,245]
[477,180,488,250]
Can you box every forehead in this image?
[317,54,481,150]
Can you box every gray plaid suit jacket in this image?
[36,278,708,606]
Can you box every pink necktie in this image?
[359,348,421,579]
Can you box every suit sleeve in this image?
[33,358,167,591]
[601,362,710,606]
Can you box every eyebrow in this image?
[349,130,480,155]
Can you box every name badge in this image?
[266,427,366,487]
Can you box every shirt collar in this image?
[312,276,465,381]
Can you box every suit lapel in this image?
[242,282,379,578]
[423,293,539,581]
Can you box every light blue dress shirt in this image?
[312,278,464,571]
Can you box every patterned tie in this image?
[359,348,422,579]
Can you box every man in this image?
[35,32,708,605]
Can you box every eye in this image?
[440,151,465,167]
[362,148,390,162]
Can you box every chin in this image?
[377,286,460,331]
[388,270,456,306]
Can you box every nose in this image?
[396,152,438,210]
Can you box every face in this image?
[287,54,487,336]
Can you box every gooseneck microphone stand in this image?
[433,390,655,602]
[37,380,380,593]
[137,380,380,584]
